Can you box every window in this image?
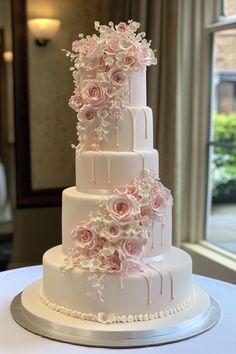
[206,2,236,255]
[222,0,236,17]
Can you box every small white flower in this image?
[104,56,114,66]
[99,247,115,256]
[94,21,100,30]
[97,108,109,119]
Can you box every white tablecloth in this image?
[0,266,236,354]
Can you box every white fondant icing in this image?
[41,246,193,323]
[76,150,159,192]
[128,69,147,107]
[84,106,153,152]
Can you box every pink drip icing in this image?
[127,108,137,151]
[105,154,112,185]
[141,272,152,305]
[160,216,165,247]
[148,264,163,294]
[128,75,131,105]
[142,108,148,139]
[164,269,174,300]
[115,119,119,147]
[135,151,145,178]
[90,155,95,184]
[80,272,86,287]
[118,274,124,290]
[151,220,154,249]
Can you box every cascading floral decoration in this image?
[64,170,172,275]
[64,20,157,152]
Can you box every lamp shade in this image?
[3,51,13,62]
[28,18,61,40]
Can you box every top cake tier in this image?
[127,68,146,106]
[66,20,157,154]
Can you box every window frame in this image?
[204,4,236,249]
[181,0,236,283]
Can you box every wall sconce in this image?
[28,18,61,46]
[3,51,13,63]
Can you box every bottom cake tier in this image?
[40,246,193,323]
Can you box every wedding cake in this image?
[38,20,195,324]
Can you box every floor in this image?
[208,204,236,254]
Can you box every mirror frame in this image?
[12,0,62,208]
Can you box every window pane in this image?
[223,0,236,17]
[207,28,236,254]
[208,146,236,253]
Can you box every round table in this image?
[0,266,235,354]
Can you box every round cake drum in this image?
[11,280,220,348]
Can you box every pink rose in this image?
[107,193,140,222]
[119,238,144,259]
[82,82,106,106]
[97,56,110,72]
[102,251,121,272]
[115,22,127,33]
[151,193,165,213]
[106,35,121,54]
[109,68,126,87]
[88,237,106,257]
[104,222,124,242]
[71,224,97,251]
[69,93,84,112]
[136,44,149,65]
[136,44,157,66]
[138,205,152,221]
[79,105,96,122]
[123,53,136,67]
[150,185,172,215]
[79,37,99,58]
[151,181,160,193]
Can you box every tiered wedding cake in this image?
[38,20,195,324]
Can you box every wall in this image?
[27,0,108,190]
[10,0,109,267]
[0,0,15,225]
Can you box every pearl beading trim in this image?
[38,287,195,324]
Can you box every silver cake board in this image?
[10,280,221,348]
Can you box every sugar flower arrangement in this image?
[63,170,172,277]
[64,20,157,152]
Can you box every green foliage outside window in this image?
[212,112,236,201]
